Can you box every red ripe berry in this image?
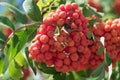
[29,54,35,59]
[3,27,12,37]
[48,38,55,45]
[43,17,53,23]
[71,3,78,10]
[104,24,111,32]
[58,52,66,59]
[59,4,65,11]
[61,65,69,73]
[72,61,79,70]
[57,45,64,52]
[71,22,77,29]
[55,59,63,67]
[22,68,30,80]
[38,24,47,34]
[73,35,80,43]
[57,19,64,26]
[77,46,84,53]
[49,46,57,52]
[65,3,72,11]
[40,35,49,43]
[45,60,53,66]
[47,31,54,37]
[56,35,64,42]
[111,29,117,37]
[64,57,71,65]
[41,44,49,52]
[104,33,112,40]
[47,26,55,31]
[36,54,44,62]
[72,12,79,19]
[69,46,77,53]
[75,19,82,25]
[52,13,59,22]
[70,53,79,61]
[54,42,61,49]
[68,39,75,46]
[44,52,52,60]
[30,46,39,56]
[35,34,41,40]
[59,11,67,19]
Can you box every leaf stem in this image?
[0,21,42,51]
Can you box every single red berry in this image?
[55,59,63,67]
[41,44,49,52]
[58,52,66,59]
[40,35,49,43]
[3,27,12,37]
[70,53,79,61]
[71,3,78,10]
[44,52,52,60]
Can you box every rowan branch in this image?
[0,21,43,51]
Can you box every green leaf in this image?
[0,31,7,41]
[75,0,87,5]
[87,31,93,39]
[76,70,87,77]
[53,73,66,80]
[104,52,112,66]
[96,70,105,80]
[2,69,11,80]
[0,50,4,59]
[7,30,28,61]
[15,51,27,67]
[60,0,66,4]
[0,39,5,47]
[23,0,42,21]
[7,34,18,61]
[0,16,15,30]
[26,26,37,41]
[25,47,37,75]
[55,26,61,35]
[82,4,104,18]
[16,30,28,53]
[0,59,4,74]
[66,72,75,80]
[38,62,57,74]
[91,62,106,78]
[2,54,9,73]
[87,31,96,41]
[42,0,47,3]
[98,44,104,54]
[88,18,97,28]
[8,60,23,80]
[0,2,28,24]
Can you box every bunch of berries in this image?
[91,19,120,69]
[113,0,120,14]
[28,3,93,73]
[88,0,102,12]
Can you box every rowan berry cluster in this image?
[88,0,102,12]
[91,19,120,68]
[113,0,120,14]
[28,3,92,73]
